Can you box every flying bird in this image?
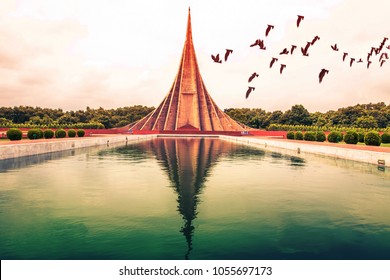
[250,39,266,50]
[211,54,222,63]
[280,48,289,55]
[357,58,363,63]
[248,72,259,83]
[269,57,278,68]
[342,52,348,61]
[246,86,255,99]
[386,45,390,50]
[380,52,389,61]
[331,44,339,51]
[380,60,386,67]
[280,64,286,74]
[311,36,320,45]
[350,58,355,67]
[290,45,297,54]
[318,69,329,83]
[301,42,311,56]
[224,49,233,62]
[297,15,304,28]
[265,25,274,37]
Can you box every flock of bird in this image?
[210,15,389,99]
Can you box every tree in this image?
[280,105,312,125]
[355,116,378,129]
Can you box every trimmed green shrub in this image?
[295,131,303,140]
[27,129,43,140]
[327,131,343,143]
[381,132,390,144]
[55,129,66,138]
[67,129,76,138]
[77,129,85,137]
[303,131,316,141]
[358,132,365,143]
[343,130,359,144]
[364,131,381,146]
[6,128,23,141]
[286,131,295,139]
[316,131,326,142]
[43,129,54,139]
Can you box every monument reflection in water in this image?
[138,137,240,259]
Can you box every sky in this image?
[0,0,389,113]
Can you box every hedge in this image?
[27,129,44,140]
[364,131,381,146]
[316,131,326,142]
[303,131,316,141]
[295,131,303,140]
[6,128,23,141]
[55,129,66,138]
[43,129,54,139]
[77,129,85,137]
[343,130,359,144]
[381,132,390,144]
[67,129,76,138]
[327,131,343,143]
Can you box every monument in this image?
[128,8,245,133]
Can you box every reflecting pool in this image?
[0,137,389,260]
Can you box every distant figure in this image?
[246,86,255,99]
[211,54,222,63]
[331,44,339,51]
[297,15,304,28]
[269,57,278,68]
[318,69,329,83]
[380,60,386,67]
[280,64,286,74]
[248,72,259,83]
[265,24,274,37]
[224,49,233,62]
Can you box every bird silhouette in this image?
[350,58,355,67]
[380,60,386,67]
[387,45,390,50]
[319,69,329,83]
[265,25,274,37]
[211,54,222,63]
[301,42,311,56]
[297,15,304,28]
[280,48,289,55]
[380,53,389,61]
[280,64,286,74]
[248,72,259,83]
[224,49,233,62]
[290,45,297,54]
[246,86,255,99]
[269,57,278,68]
[357,58,363,63]
[331,44,339,51]
[311,36,320,45]
[250,39,266,50]
[342,52,348,61]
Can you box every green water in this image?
[0,137,389,260]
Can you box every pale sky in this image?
[0,0,389,112]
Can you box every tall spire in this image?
[128,9,245,132]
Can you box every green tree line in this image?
[1,102,389,130]
[224,102,390,130]
[0,105,154,129]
